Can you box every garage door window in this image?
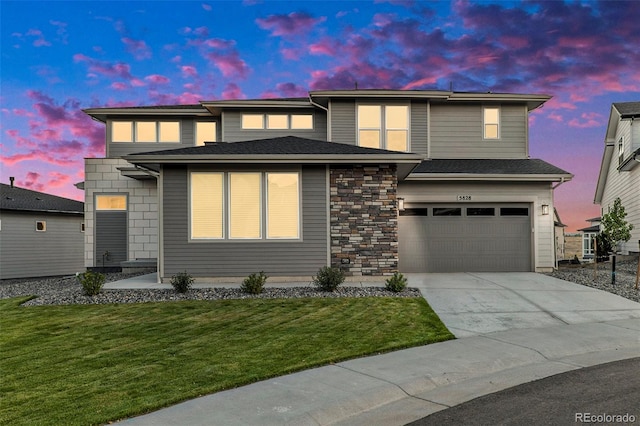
[433,207,462,216]
[399,208,429,216]
[500,207,529,216]
[467,208,495,216]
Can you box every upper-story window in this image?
[357,105,409,152]
[618,137,624,166]
[112,121,181,143]
[483,107,500,139]
[241,114,313,130]
[196,122,217,146]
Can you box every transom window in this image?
[241,114,313,130]
[112,121,181,143]
[196,122,217,146]
[190,172,300,240]
[96,195,127,211]
[483,107,500,139]
[357,104,409,151]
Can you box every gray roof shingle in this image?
[0,184,84,214]
[128,136,411,156]
[614,102,640,118]
[412,159,571,175]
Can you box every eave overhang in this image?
[405,173,573,182]
[83,106,209,122]
[594,143,615,204]
[309,90,550,111]
[200,99,314,115]
[125,153,423,180]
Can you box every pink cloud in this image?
[206,51,249,78]
[202,3,212,11]
[402,77,438,90]
[256,12,326,38]
[111,82,128,90]
[181,65,198,77]
[121,37,152,60]
[26,28,51,47]
[222,83,245,100]
[21,172,44,191]
[568,112,605,129]
[309,38,337,56]
[145,74,170,84]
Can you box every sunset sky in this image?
[1,0,639,231]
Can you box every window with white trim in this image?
[190,172,300,240]
[618,137,624,166]
[36,221,46,232]
[111,121,181,143]
[357,105,408,151]
[483,107,500,139]
[196,122,217,146]
[241,114,313,130]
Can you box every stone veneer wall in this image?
[330,164,398,276]
[84,158,158,267]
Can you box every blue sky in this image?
[1,0,639,231]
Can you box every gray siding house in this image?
[83,90,572,281]
[0,182,85,279]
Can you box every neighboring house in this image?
[595,102,640,255]
[578,217,601,259]
[0,180,84,279]
[554,208,567,262]
[82,89,573,280]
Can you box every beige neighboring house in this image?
[578,217,600,260]
[594,102,640,255]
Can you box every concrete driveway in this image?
[408,272,640,337]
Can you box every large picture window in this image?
[358,105,408,151]
[190,171,300,240]
[196,122,217,146]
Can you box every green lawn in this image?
[0,296,454,426]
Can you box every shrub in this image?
[312,266,345,292]
[241,271,268,294]
[77,271,106,296]
[385,272,407,293]
[170,271,194,293]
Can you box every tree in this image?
[600,197,634,252]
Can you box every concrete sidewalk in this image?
[116,273,640,426]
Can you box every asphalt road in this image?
[407,357,640,426]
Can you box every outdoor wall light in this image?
[541,204,550,215]
[398,197,405,211]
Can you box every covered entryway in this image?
[399,203,532,272]
[94,194,128,268]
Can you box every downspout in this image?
[551,177,567,270]
[309,95,330,141]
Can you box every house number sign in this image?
[457,195,472,201]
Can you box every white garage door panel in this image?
[399,204,531,272]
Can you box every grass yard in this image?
[0,296,454,426]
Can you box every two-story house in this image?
[594,102,640,255]
[82,90,572,281]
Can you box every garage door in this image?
[399,204,531,272]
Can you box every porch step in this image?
[120,258,157,273]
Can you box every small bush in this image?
[170,271,194,293]
[241,271,268,294]
[385,272,407,293]
[77,271,106,296]
[312,266,345,292]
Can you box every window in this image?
[190,172,301,240]
[500,207,528,216]
[618,137,624,166]
[196,122,217,146]
[399,208,429,216]
[191,173,223,239]
[241,113,314,130]
[267,114,288,129]
[358,105,408,151]
[36,221,46,232]
[96,195,127,211]
[291,114,313,129]
[242,114,264,129]
[467,208,495,216]
[229,173,261,239]
[267,173,299,238]
[112,121,180,143]
[81,223,85,232]
[433,207,462,216]
[484,107,500,139]
[583,233,596,256]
